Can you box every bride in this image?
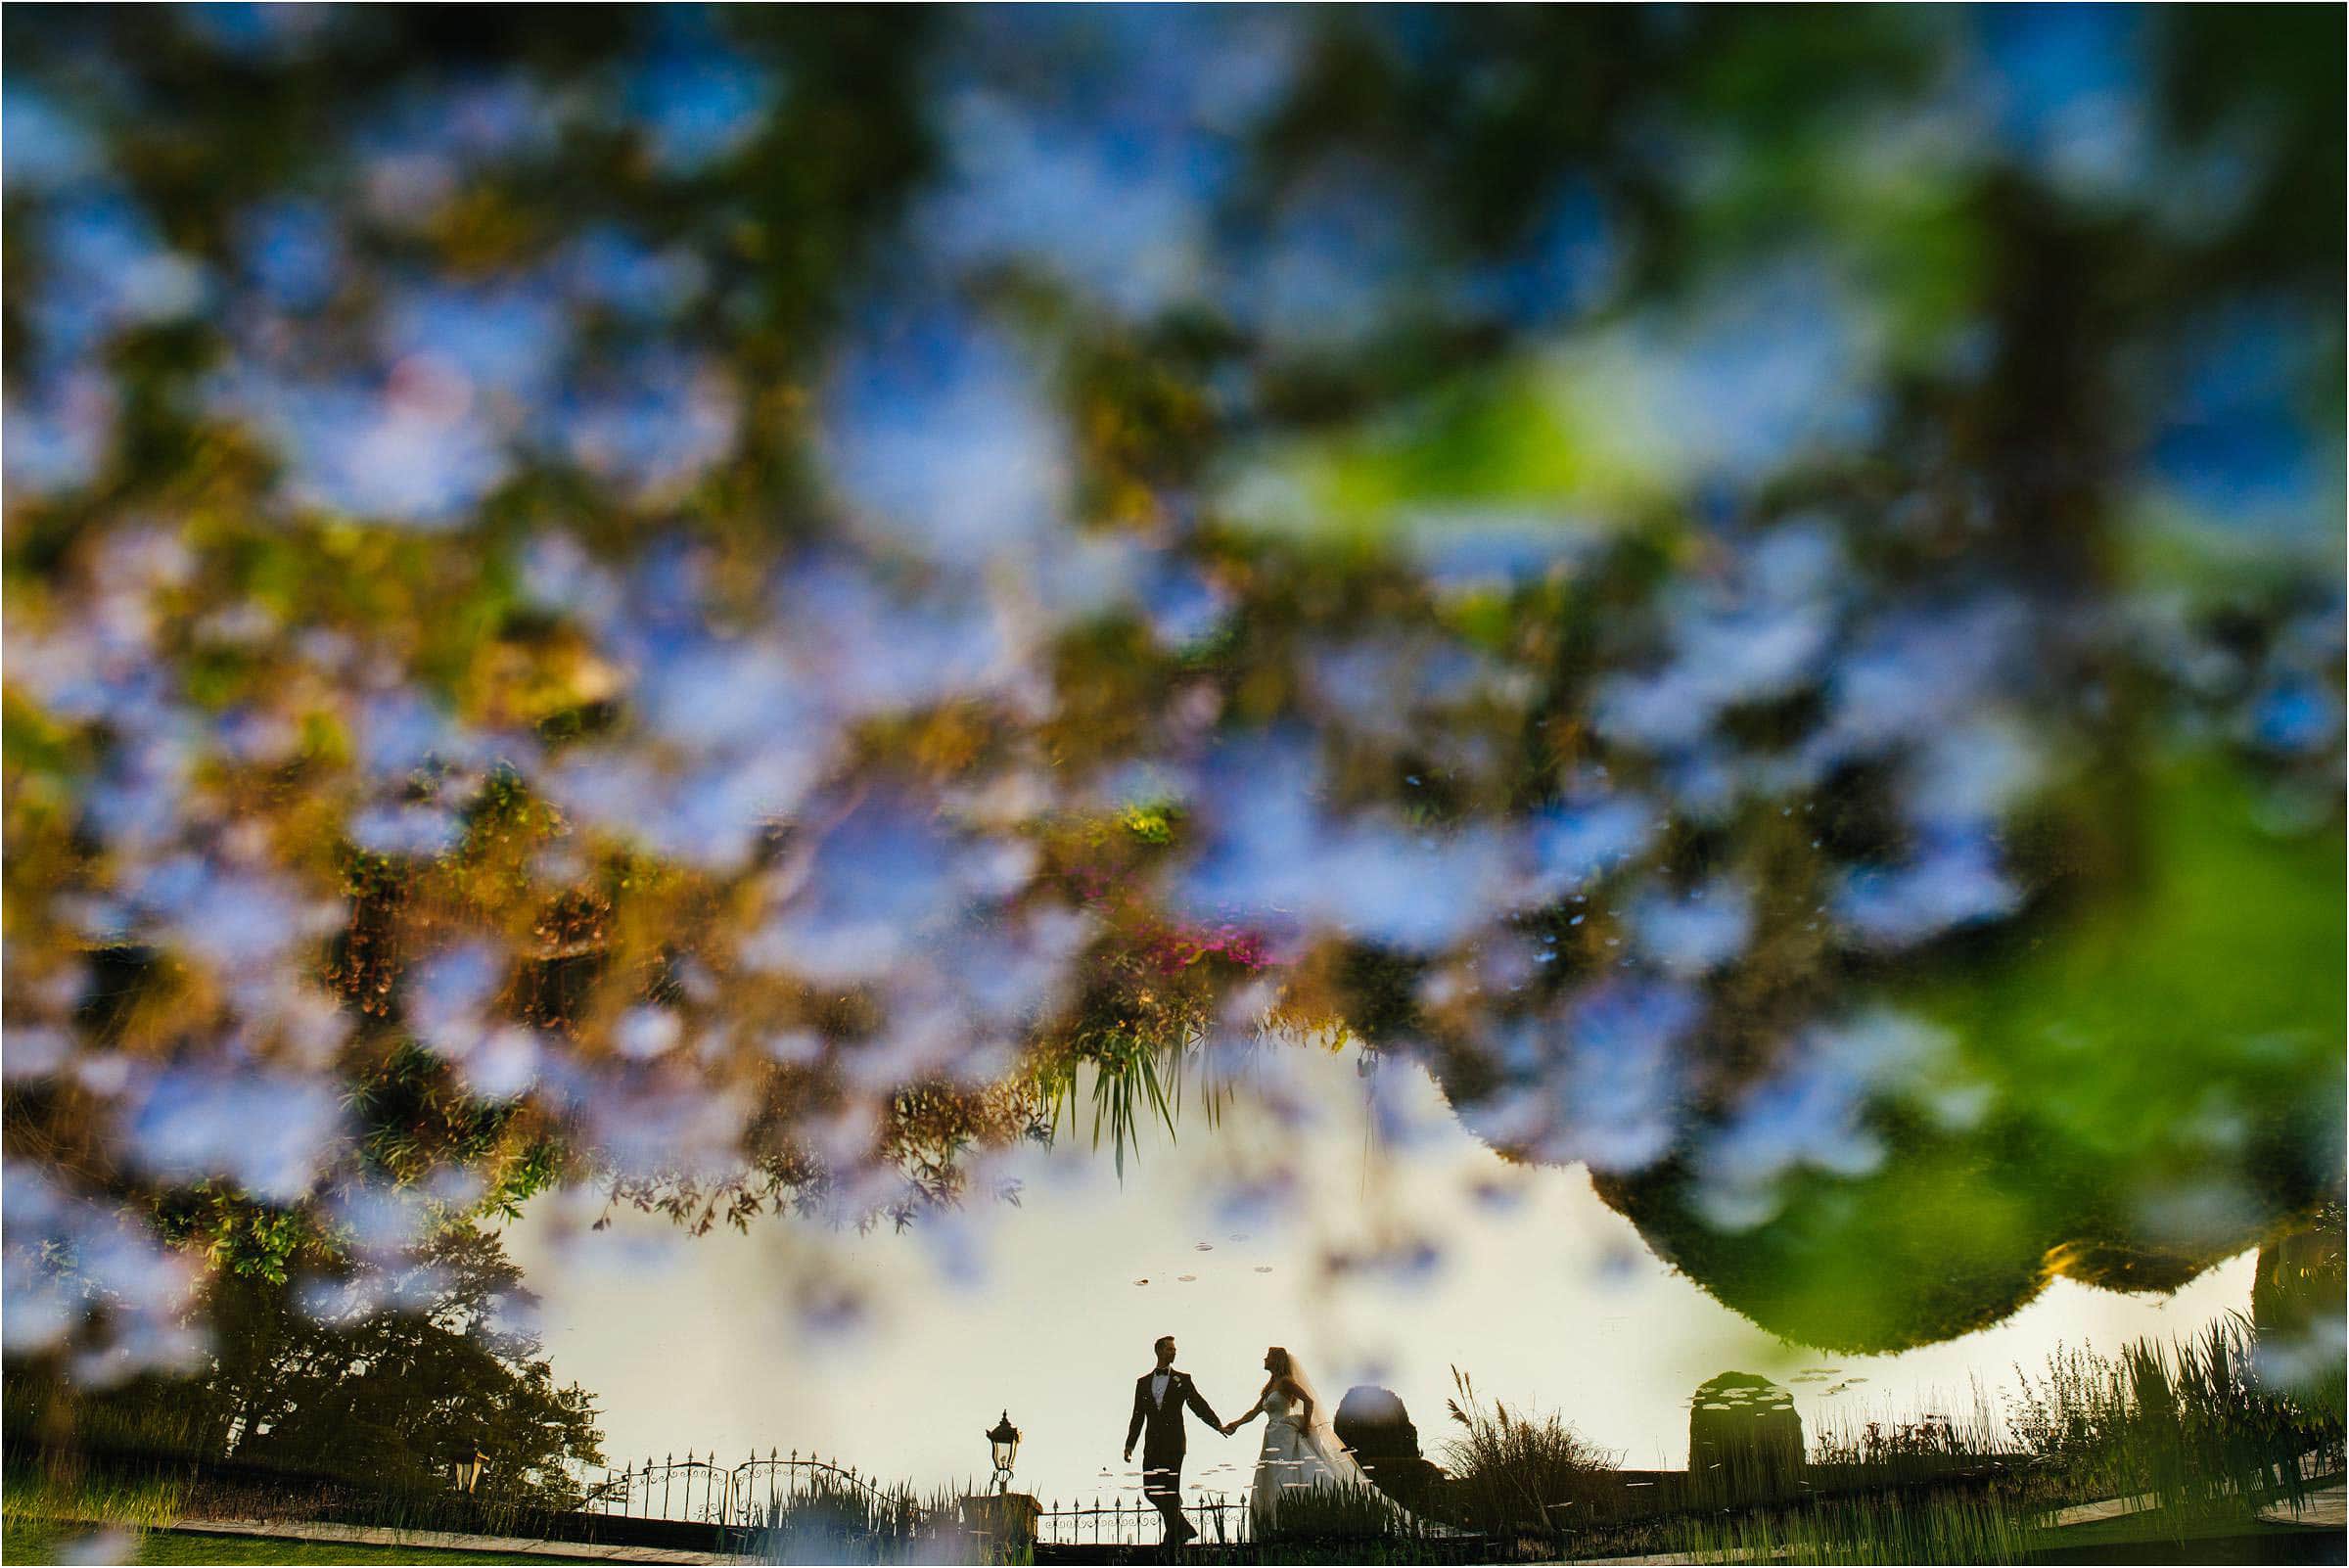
[1220,1347,1426,1537]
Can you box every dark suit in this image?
[1126,1368,1222,1543]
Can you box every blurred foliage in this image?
[1598,757,2346,1350]
[1,2,2340,1403]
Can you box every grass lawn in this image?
[2,1517,557,1565]
[2037,1509,2345,1555]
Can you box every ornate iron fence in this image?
[581,1448,907,1542]
[582,1451,1263,1550]
[1035,1491,1253,1547]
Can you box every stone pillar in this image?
[1335,1385,1445,1511]
[956,1493,1040,1554]
[1687,1372,1804,1498]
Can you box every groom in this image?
[1123,1335,1225,1546]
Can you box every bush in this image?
[1437,1368,1619,1539]
[2008,1314,2344,1522]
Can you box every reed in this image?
[1437,1366,1621,1537]
[2006,1313,2342,1522]
[750,1479,1022,1566]
[1668,1485,2047,1566]
[1255,1476,1431,1544]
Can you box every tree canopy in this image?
[4,6,2340,1381]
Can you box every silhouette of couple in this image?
[1122,1335,1401,1546]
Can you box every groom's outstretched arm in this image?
[1184,1380,1223,1434]
[1125,1382,1148,1454]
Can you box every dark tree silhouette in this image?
[11,1226,603,1509]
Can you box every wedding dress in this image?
[1246,1373,1431,1537]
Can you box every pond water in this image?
[2,9,2337,1532]
[509,1040,2257,1506]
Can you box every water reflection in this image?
[503,1042,2278,1507]
[1,5,2339,1521]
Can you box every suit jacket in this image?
[1127,1368,1222,1464]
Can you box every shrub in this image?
[1437,1367,1619,1538]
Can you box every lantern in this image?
[986,1410,1021,1492]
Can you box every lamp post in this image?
[963,1412,1036,1554]
[986,1410,1021,1495]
